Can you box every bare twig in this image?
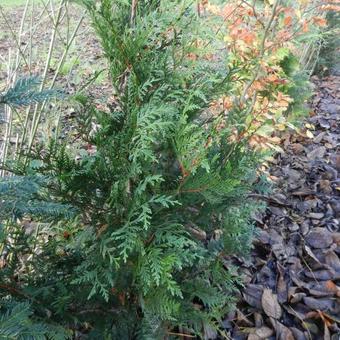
[130,0,138,25]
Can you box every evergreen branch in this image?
[0,76,64,107]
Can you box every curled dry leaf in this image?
[290,292,307,304]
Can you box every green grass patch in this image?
[1,0,32,7]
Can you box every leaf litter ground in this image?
[219,74,340,340]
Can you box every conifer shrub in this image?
[0,1,265,337]
[1,0,330,338]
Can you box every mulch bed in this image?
[221,74,340,340]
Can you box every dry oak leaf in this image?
[261,288,282,319]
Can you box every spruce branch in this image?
[0,76,64,107]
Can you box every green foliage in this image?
[0,299,71,340]
[0,0,27,7]
[0,175,76,221]
[0,76,63,107]
[280,52,312,120]
[315,11,340,74]
[0,1,266,338]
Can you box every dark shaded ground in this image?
[221,74,340,340]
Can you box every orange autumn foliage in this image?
[197,0,335,151]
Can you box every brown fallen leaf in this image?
[332,233,340,245]
[318,310,334,329]
[226,73,340,339]
[253,312,263,328]
[322,311,340,324]
[307,146,326,160]
[290,327,308,340]
[306,281,339,298]
[304,309,337,334]
[243,284,263,309]
[304,267,335,281]
[306,212,324,219]
[325,251,340,271]
[245,326,274,339]
[331,154,340,172]
[304,244,322,264]
[324,280,339,293]
[277,265,288,303]
[290,292,307,304]
[303,296,336,312]
[322,168,338,183]
[284,303,309,320]
[235,308,253,327]
[270,318,294,340]
[261,288,282,319]
[291,188,316,196]
[305,228,333,249]
[319,179,332,194]
[186,224,207,240]
[290,143,305,153]
[318,118,331,129]
[324,324,331,340]
[255,326,274,338]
